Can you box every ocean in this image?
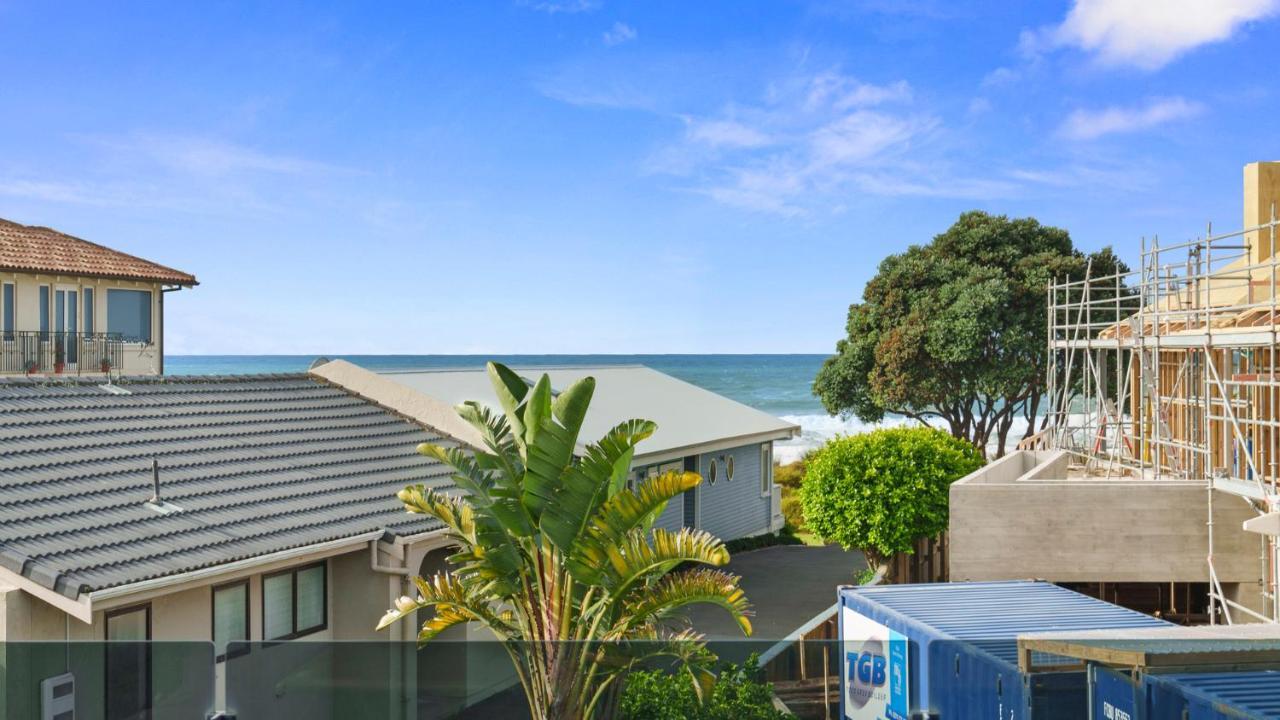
[166,354,889,463]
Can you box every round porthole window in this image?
[726,456,735,481]
[708,459,718,485]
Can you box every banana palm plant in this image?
[377,362,753,720]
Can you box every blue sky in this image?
[1,1,1277,354]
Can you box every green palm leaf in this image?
[626,568,753,637]
[487,362,530,450]
[376,573,516,642]
[568,470,700,583]
[537,418,657,554]
[600,527,730,598]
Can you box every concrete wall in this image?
[0,271,163,375]
[950,451,1262,586]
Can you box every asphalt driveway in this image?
[689,542,866,642]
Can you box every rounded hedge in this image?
[798,426,983,565]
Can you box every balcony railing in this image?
[0,330,125,375]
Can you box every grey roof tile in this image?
[0,374,455,598]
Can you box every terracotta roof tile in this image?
[0,218,197,286]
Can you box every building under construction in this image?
[949,162,1280,625]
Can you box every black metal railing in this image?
[0,330,125,375]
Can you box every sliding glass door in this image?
[54,285,79,367]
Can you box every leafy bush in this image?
[799,427,983,569]
[722,528,803,554]
[772,460,806,489]
[618,655,793,720]
[780,486,805,531]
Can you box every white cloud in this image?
[602,21,636,46]
[803,72,912,111]
[1039,0,1278,69]
[522,0,600,14]
[980,67,1019,87]
[967,97,992,116]
[685,118,772,148]
[1058,96,1204,140]
[809,111,930,165]
[646,71,1009,214]
[83,133,347,177]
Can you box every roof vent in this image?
[144,458,182,515]
[98,383,131,395]
[309,357,332,370]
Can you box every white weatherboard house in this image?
[0,359,797,720]
[319,362,800,542]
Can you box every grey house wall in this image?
[637,442,774,540]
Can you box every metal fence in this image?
[0,330,124,375]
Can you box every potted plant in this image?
[25,359,39,376]
[53,347,65,374]
[100,357,112,374]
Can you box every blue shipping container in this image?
[1091,664,1142,720]
[838,581,1170,720]
[1145,671,1280,719]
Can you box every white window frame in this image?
[760,443,773,497]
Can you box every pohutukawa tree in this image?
[377,362,753,720]
[813,211,1129,457]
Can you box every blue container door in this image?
[1090,665,1141,720]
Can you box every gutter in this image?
[630,427,800,466]
[370,538,414,577]
[88,530,386,604]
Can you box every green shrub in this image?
[618,655,793,720]
[780,486,805,531]
[799,427,983,569]
[772,460,806,489]
[723,528,803,554]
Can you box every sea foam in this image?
[773,413,1033,464]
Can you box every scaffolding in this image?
[1046,211,1280,625]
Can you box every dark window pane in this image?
[105,606,151,720]
[2,284,13,339]
[39,286,49,338]
[84,288,94,334]
[106,289,152,343]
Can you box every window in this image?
[212,580,249,662]
[726,456,735,482]
[105,604,151,720]
[1,283,12,341]
[760,444,772,496]
[39,285,49,339]
[262,562,327,640]
[84,287,94,335]
[106,289,153,343]
[707,458,718,485]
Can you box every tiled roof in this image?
[0,218,197,285]
[0,374,457,599]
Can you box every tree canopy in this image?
[813,210,1127,456]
